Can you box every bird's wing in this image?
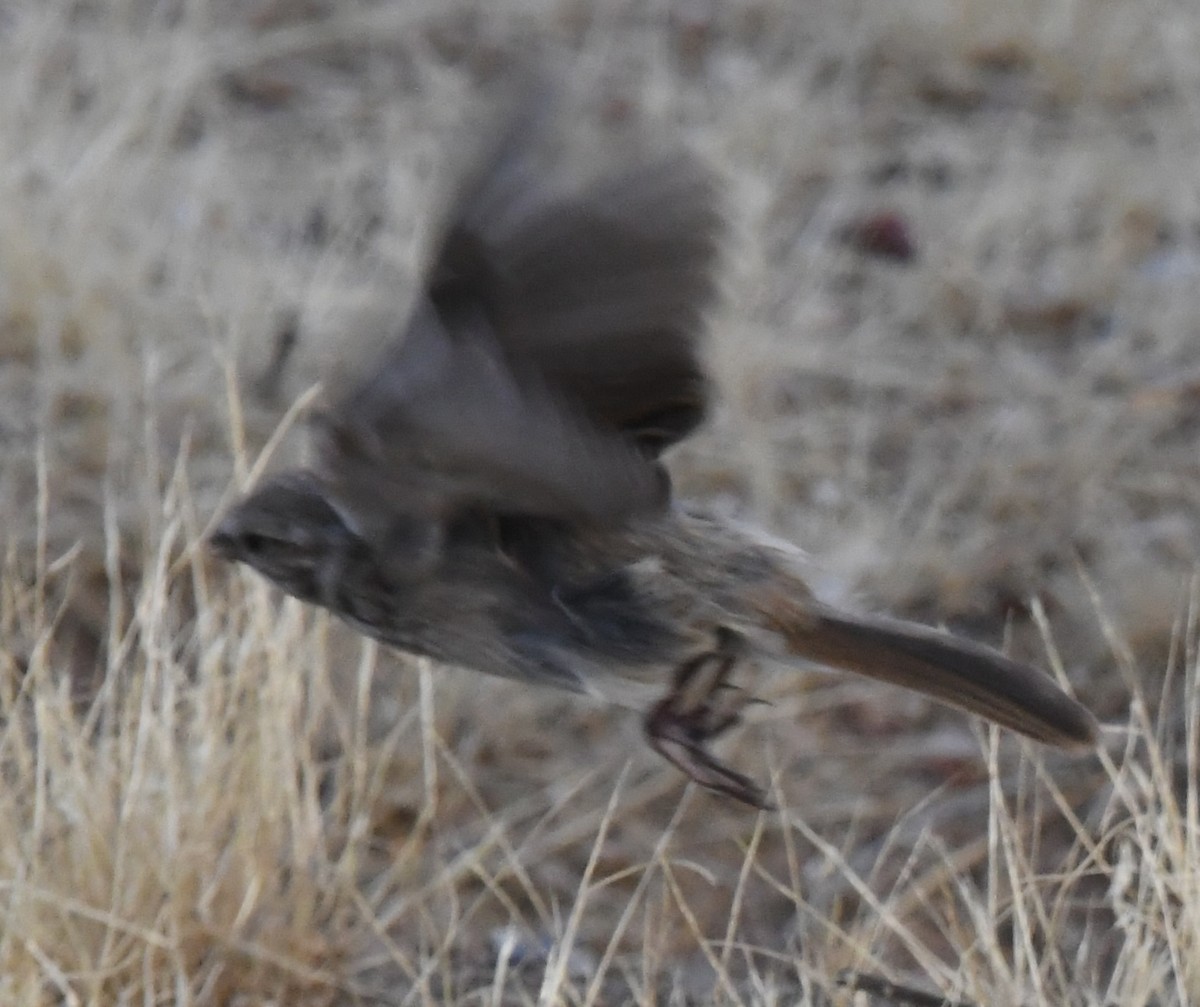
[313,299,670,535]
[317,85,722,534]
[434,126,722,453]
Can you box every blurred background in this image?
[0,1,1196,1003]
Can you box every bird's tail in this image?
[766,599,1098,750]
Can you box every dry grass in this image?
[1,0,1198,1003]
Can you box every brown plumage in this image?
[210,87,1097,808]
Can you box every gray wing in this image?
[316,87,723,534]
[432,121,722,452]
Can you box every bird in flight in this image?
[210,87,1097,808]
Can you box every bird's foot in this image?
[644,638,772,809]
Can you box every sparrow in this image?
[209,89,1097,808]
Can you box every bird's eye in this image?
[241,532,270,555]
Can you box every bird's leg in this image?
[644,632,771,809]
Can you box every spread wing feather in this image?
[316,87,723,538]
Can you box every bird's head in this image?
[209,471,360,604]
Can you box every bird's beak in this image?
[207,523,237,560]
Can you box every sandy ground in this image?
[1,1,1197,1003]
